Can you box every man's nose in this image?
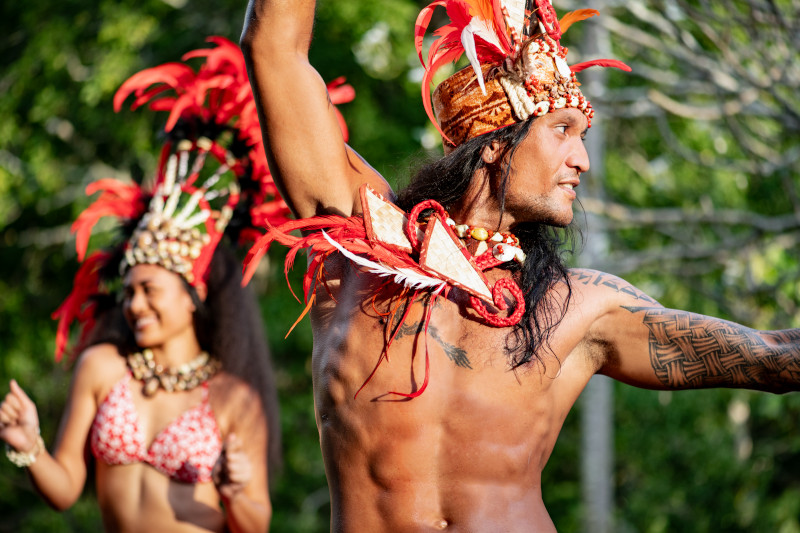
[568,139,590,174]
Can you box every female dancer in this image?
[0,37,306,532]
[0,245,277,532]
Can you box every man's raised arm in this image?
[240,0,390,220]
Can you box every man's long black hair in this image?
[396,117,578,370]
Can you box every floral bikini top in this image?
[90,372,222,483]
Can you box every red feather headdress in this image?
[52,36,355,360]
[416,0,631,148]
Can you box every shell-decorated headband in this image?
[416,0,631,149]
[122,139,240,287]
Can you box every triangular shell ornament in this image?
[362,186,417,252]
[419,217,493,302]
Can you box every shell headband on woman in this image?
[416,0,631,150]
[52,36,355,360]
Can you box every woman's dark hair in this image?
[397,118,577,369]
[84,243,282,480]
[189,244,281,477]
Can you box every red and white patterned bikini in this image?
[90,373,222,483]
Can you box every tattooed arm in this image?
[572,269,800,394]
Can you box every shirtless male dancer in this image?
[240,0,800,530]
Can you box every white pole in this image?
[578,2,615,531]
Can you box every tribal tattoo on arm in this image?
[571,269,660,306]
[624,306,800,393]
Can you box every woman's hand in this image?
[212,433,253,501]
[0,380,41,453]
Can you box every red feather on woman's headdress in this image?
[115,37,356,229]
[51,251,112,361]
[72,179,146,262]
[114,36,289,227]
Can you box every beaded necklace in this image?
[127,348,221,397]
[444,218,526,265]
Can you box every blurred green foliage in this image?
[1,0,799,531]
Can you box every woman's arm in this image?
[240,0,391,220]
[0,345,114,510]
[212,378,271,533]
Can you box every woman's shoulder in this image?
[76,343,126,369]
[208,371,260,405]
[208,371,266,427]
[72,343,128,393]
[208,371,267,438]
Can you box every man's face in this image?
[501,108,590,228]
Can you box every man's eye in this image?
[555,125,567,134]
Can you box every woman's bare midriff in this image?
[310,260,594,532]
[95,463,225,533]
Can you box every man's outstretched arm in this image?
[240,0,390,220]
[611,306,800,393]
[573,269,800,394]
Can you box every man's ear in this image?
[481,141,503,165]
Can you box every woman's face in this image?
[122,264,197,349]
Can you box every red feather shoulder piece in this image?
[243,185,527,398]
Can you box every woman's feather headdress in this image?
[52,37,355,360]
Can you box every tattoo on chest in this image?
[573,270,658,305]
[393,320,473,370]
[624,306,800,391]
